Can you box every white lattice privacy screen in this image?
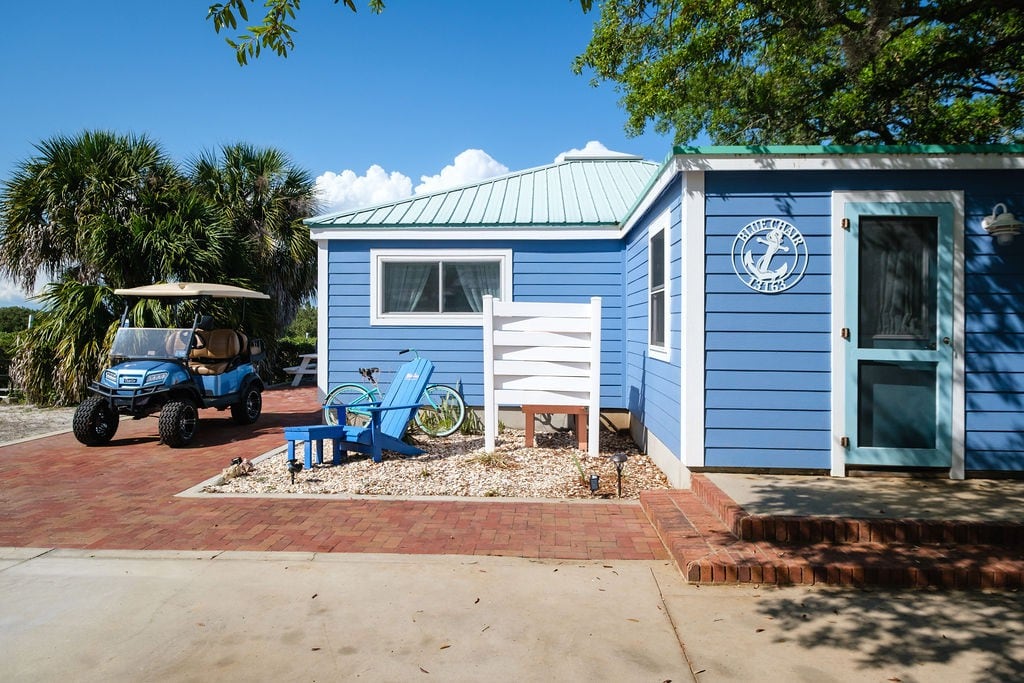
[481,295,602,455]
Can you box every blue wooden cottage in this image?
[306,145,1024,486]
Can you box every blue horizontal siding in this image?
[961,173,1024,470]
[623,187,682,459]
[965,451,1024,471]
[706,389,829,411]
[701,175,833,468]
[705,428,828,450]
[705,448,830,469]
[325,238,628,408]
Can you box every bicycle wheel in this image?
[323,383,375,427]
[414,384,466,437]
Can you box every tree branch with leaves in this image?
[574,0,1024,145]
[208,0,594,65]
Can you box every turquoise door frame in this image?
[842,201,954,468]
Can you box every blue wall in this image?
[961,173,1024,470]
[702,173,832,469]
[623,187,683,457]
[323,165,1024,474]
[325,238,628,408]
[701,169,1024,471]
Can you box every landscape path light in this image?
[610,452,629,498]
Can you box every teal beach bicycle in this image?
[323,349,467,437]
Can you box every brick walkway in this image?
[642,476,1024,589]
[6,386,1023,587]
[0,387,665,561]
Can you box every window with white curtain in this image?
[370,249,512,325]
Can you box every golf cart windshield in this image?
[110,327,195,361]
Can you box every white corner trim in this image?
[681,171,706,468]
[316,241,329,398]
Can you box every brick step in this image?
[690,474,1024,547]
[640,489,1024,589]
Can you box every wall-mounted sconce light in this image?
[982,203,1024,245]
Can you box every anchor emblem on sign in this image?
[743,227,790,282]
[731,218,808,294]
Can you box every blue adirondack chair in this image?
[284,357,434,466]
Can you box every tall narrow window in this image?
[649,212,670,356]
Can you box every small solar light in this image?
[610,453,629,498]
[231,457,243,466]
[287,459,303,484]
[589,474,600,493]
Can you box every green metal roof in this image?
[306,155,659,229]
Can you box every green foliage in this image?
[0,307,33,333]
[0,131,319,405]
[285,303,316,338]
[575,0,1024,145]
[207,1,593,65]
[10,281,119,405]
[208,0,385,65]
[272,336,316,384]
[188,144,318,336]
[460,407,484,436]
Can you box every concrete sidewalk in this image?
[3,549,1021,682]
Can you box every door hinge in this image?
[840,327,850,340]
[840,436,850,448]
[841,217,851,230]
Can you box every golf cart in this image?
[72,282,270,448]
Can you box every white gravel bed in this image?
[202,428,670,500]
[0,404,77,445]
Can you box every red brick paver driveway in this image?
[0,387,665,560]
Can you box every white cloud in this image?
[315,165,413,214]
[554,140,639,163]
[0,277,41,309]
[414,149,509,195]
[314,149,510,215]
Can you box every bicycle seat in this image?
[359,367,380,382]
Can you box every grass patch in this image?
[470,450,518,469]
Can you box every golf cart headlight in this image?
[103,370,117,384]
[146,371,169,386]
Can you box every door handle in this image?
[942,337,951,346]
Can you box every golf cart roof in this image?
[113,282,271,299]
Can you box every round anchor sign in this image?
[731,218,808,293]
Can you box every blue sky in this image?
[1,1,681,307]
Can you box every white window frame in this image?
[648,210,671,360]
[370,248,512,326]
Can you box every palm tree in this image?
[188,143,318,336]
[0,131,231,403]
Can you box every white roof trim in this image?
[674,154,1024,172]
[310,227,622,241]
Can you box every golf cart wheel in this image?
[159,400,198,448]
[72,396,119,446]
[231,385,262,425]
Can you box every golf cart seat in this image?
[189,328,241,375]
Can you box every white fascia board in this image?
[309,227,623,242]
[619,157,683,237]
[675,154,1024,172]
